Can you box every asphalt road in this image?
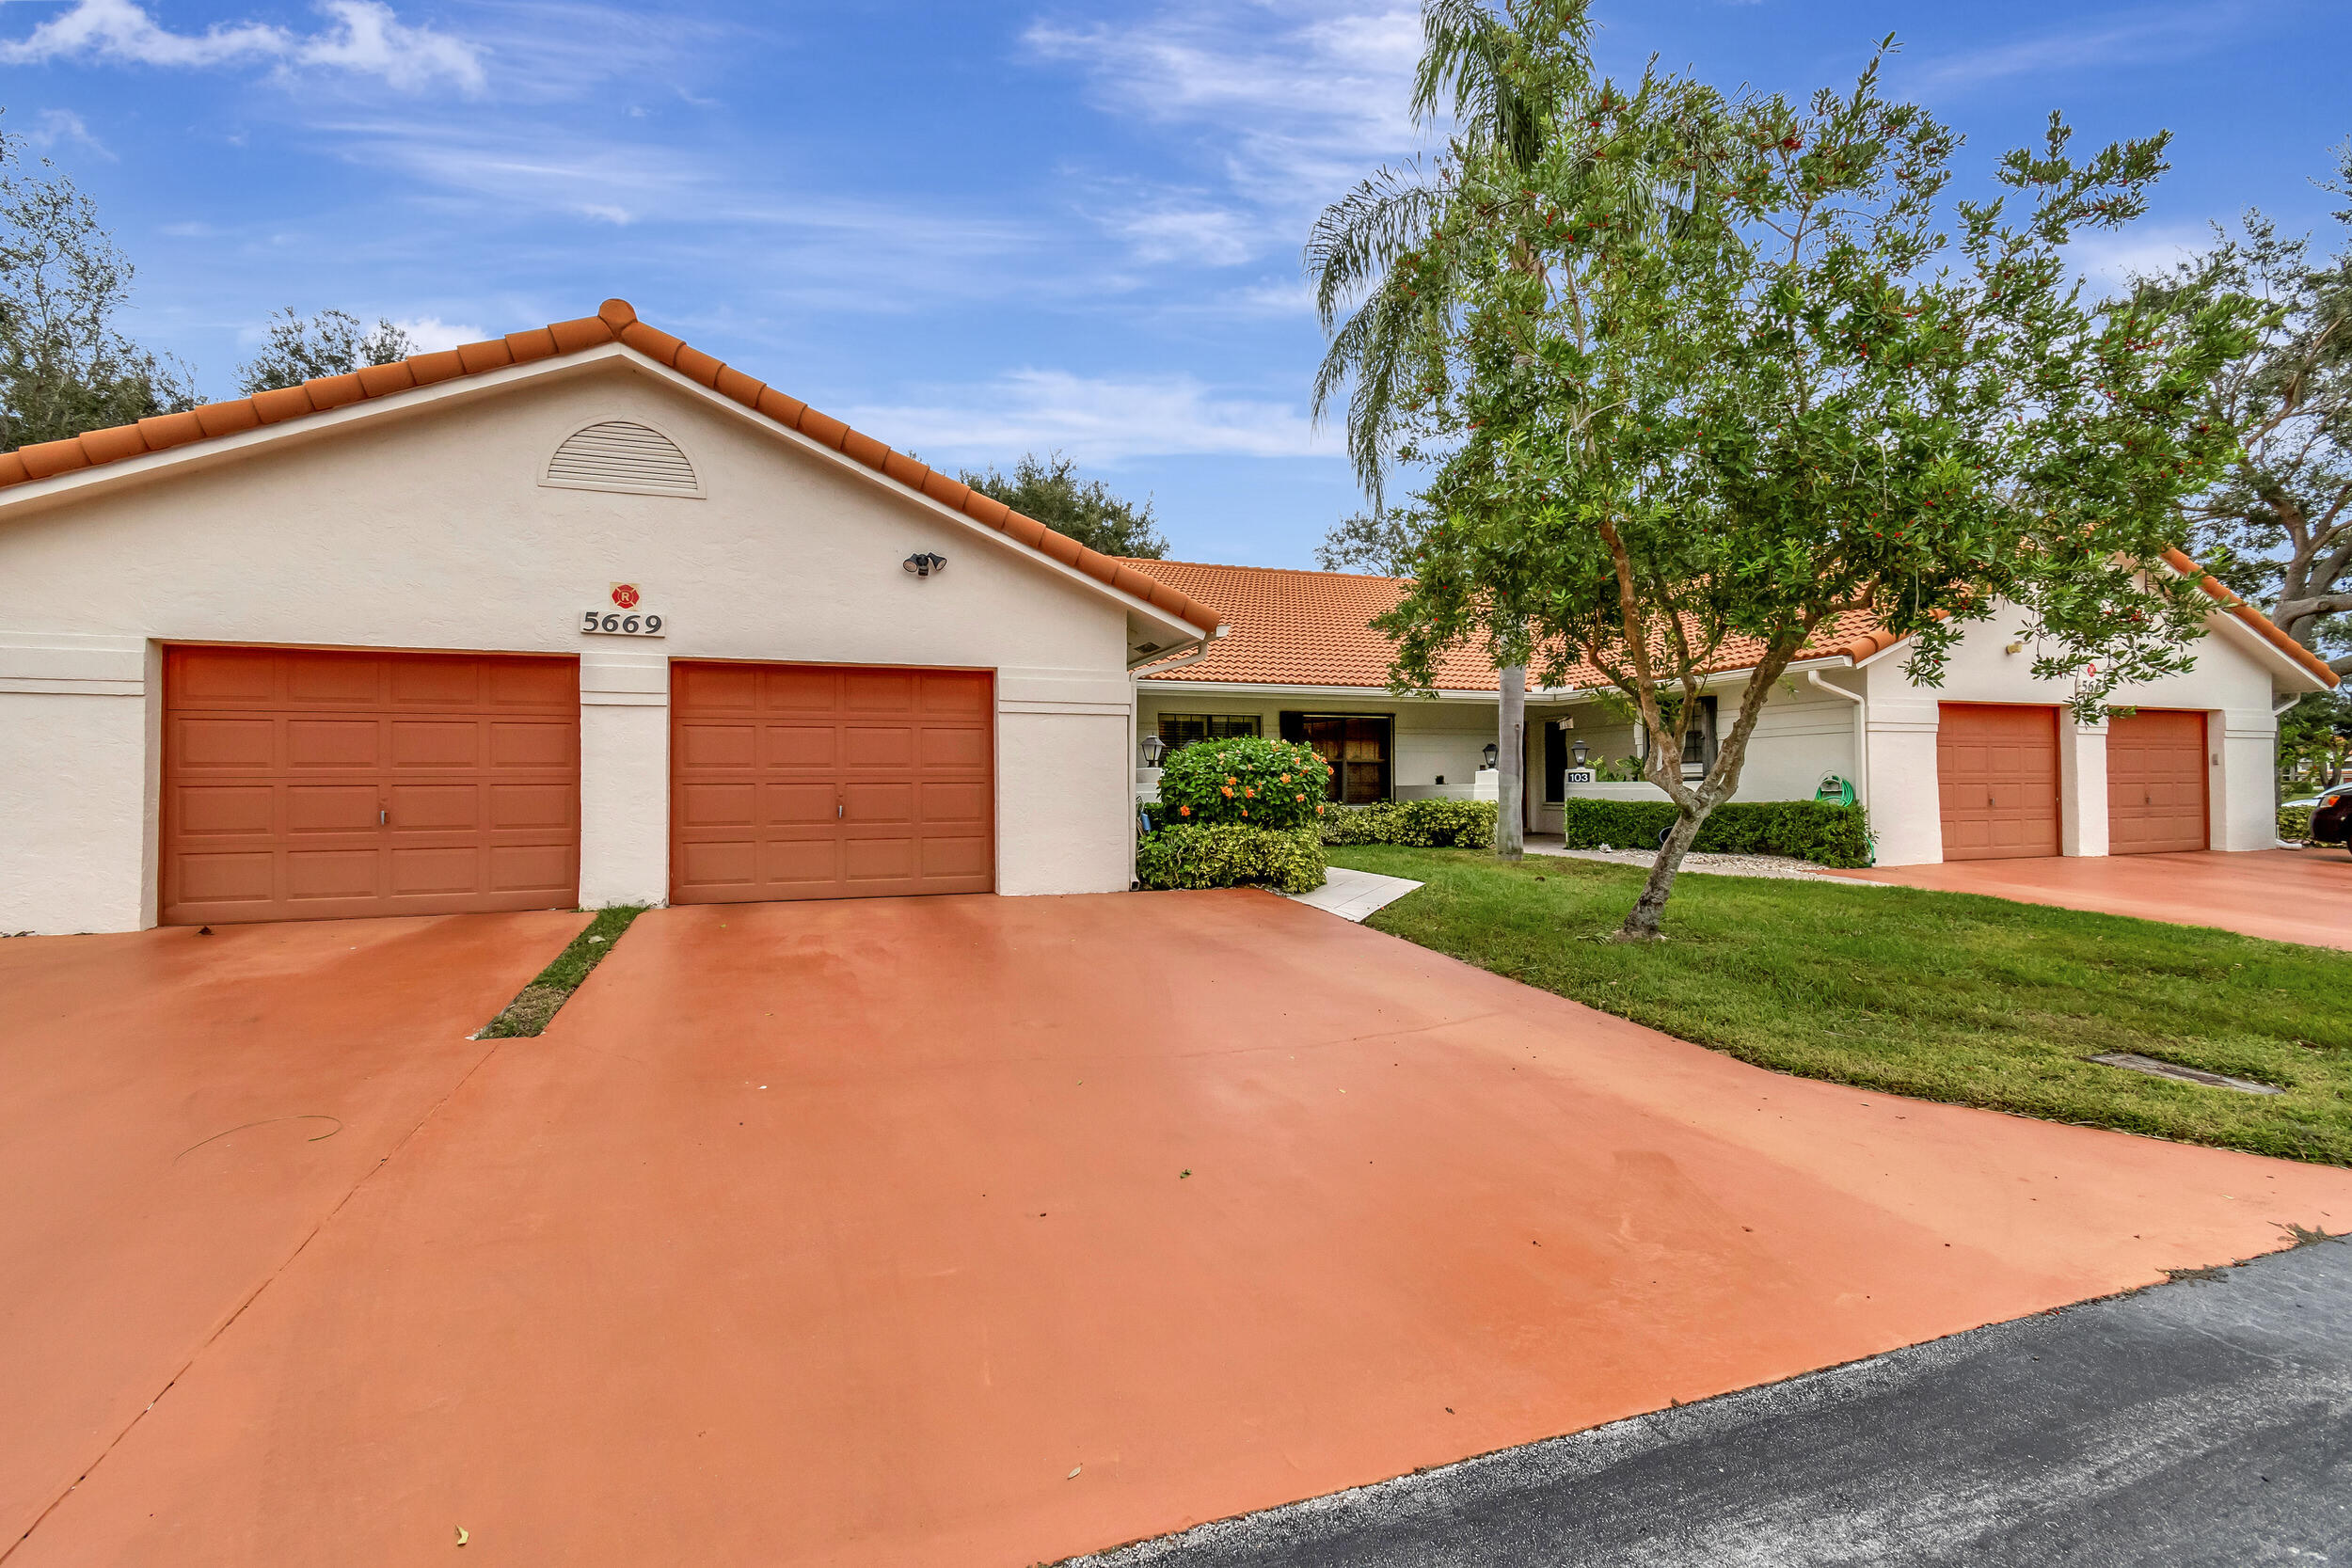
[1069,1236,2352,1567]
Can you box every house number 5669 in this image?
[581,610,665,636]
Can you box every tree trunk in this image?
[1616,800,1707,941]
[1497,663,1525,860]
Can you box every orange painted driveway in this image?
[8,892,2351,1568]
[1824,847,2352,949]
[0,911,587,1557]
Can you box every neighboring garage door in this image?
[161,646,580,926]
[2108,708,2209,854]
[670,661,993,903]
[1937,703,2060,862]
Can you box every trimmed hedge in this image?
[1157,735,1331,830]
[2280,805,2313,844]
[1555,799,1873,868]
[1319,799,1498,848]
[1136,824,1327,894]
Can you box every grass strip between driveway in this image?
[1328,847,2352,1167]
[478,905,648,1038]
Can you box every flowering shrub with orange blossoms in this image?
[1156,735,1329,830]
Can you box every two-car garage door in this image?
[1936,702,2210,862]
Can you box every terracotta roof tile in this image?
[504,327,559,364]
[1126,556,2333,694]
[306,372,366,412]
[673,343,724,388]
[0,298,1224,638]
[2163,548,2340,688]
[1115,562,1903,690]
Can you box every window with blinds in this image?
[541,420,703,498]
[1157,713,1262,751]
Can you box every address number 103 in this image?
[581,610,666,637]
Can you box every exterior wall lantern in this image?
[1141,735,1168,768]
[1481,742,1499,769]
[902,552,948,578]
[1571,738,1590,768]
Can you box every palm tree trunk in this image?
[1497,663,1525,860]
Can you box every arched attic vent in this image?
[541,420,703,498]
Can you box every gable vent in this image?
[542,420,702,498]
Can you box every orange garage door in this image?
[670,661,993,903]
[2107,708,2208,854]
[162,646,580,927]
[1937,703,2060,862]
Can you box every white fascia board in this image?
[0,350,607,519]
[1135,680,1500,700]
[2194,605,2336,693]
[1140,657,1853,705]
[0,341,1213,654]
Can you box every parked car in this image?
[2312,785,2352,853]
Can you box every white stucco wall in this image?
[0,356,1155,932]
[1134,689,1502,794]
[1523,678,1859,834]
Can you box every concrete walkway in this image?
[8,894,2351,1567]
[1825,847,2352,950]
[1282,865,1423,922]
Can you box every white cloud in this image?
[2067,224,2212,292]
[392,315,486,352]
[296,2,485,92]
[1025,5,1428,265]
[22,106,114,158]
[1111,201,1260,266]
[0,0,485,93]
[843,371,1329,465]
[1915,5,2248,91]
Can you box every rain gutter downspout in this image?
[1806,666,1868,811]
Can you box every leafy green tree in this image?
[0,128,193,451]
[2279,689,2350,791]
[958,451,1168,559]
[1359,13,2253,938]
[237,309,415,395]
[1314,510,1418,574]
[2137,149,2352,677]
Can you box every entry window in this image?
[1280,713,1392,804]
[1545,721,1568,803]
[1158,713,1262,752]
[1680,695,1719,772]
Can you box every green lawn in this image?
[1329,846,2352,1166]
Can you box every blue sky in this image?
[3,0,2345,565]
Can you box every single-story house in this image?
[0,300,1226,934]
[1119,558,2339,867]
